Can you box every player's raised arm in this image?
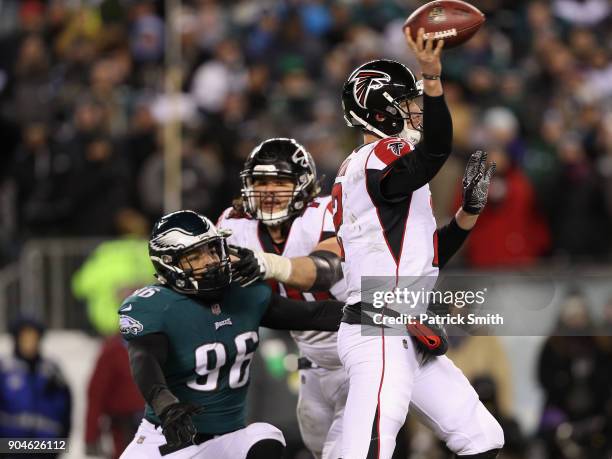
[373,28,453,200]
[260,292,343,331]
[358,28,453,200]
[229,236,343,291]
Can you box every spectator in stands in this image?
[85,334,144,459]
[0,0,610,266]
[67,136,132,236]
[72,238,155,336]
[137,131,226,221]
[552,0,610,27]
[601,296,612,335]
[550,133,611,260]
[12,33,52,125]
[190,39,247,115]
[11,122,77,237]
[537,291,610,458]
[0,317,71,456]
[481,107,526,166]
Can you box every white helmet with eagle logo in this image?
[149,210,232,296]
[342,59,423,144]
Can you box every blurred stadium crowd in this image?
[0,0,611,267]
[0,0,611,458]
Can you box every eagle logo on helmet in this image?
[350,70,391,109]
[151,228,202,250]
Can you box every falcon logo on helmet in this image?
[342,60,423,142]
[350,70,391,109]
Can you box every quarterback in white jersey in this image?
[332,29,504,459]
[217,138,348,459]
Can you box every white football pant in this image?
[120,419,285,459]
[297,365,349,459]
[337,322,504,459]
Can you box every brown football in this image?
[403,0,485,49]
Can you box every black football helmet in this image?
[240,138,319,225]
[342,59,423,143]
[149,210,232,296]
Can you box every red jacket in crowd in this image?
[85,335,144,458]
[454,166,550,268]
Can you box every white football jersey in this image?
[331,137,440,307]
[217,196,347,368]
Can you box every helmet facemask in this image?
[241,170,311,226]
[395,95,423,145]
[380,81,424,144]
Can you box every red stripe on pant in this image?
[371,327,386,459]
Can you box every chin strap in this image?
[399,126,421,144]
[381,90,422,144]
[350,102,422,144]
[349,110,389,139]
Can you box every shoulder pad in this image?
[120,285,178,310]
[217,207,251,227]
[373,137,414,166]
[227,208,252,219]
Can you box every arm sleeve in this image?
[375,94,453,202]
[260,293,343,331]
[307,250,344,291]
[127,333,178,415]
[436,218,471,269]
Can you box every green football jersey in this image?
[118,282,271,434]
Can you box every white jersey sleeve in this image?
[216,207,258,247]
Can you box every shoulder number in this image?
[132,287,161,298]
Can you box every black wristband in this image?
[150,385,179,416]
[422,73,441,80]
[308,250,343,291]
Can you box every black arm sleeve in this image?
[260,293,343,331]
[437,218,470,269]
[378,94,453,201]
[307,249,344,292]
[127,333,178,415]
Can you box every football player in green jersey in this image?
[118,210,344,459]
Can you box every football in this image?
[403,0,485,49]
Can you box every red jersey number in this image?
[331,182,343,233]
[331,183,346,261]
